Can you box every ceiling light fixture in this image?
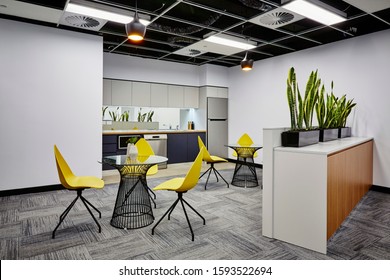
[283,0,346,25]
[241,52,254,71]
[126,0,146,42]
[205,34,257,50]
[65,3,149,25]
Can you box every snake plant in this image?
[316,82,339,129]
[109,107,119,122]
[334,95,356,128]
[286,67,303,131]
[303,70,320,130]
[120,111,129,122]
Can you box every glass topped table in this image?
[226,144,263,188]
[102,155,168,229]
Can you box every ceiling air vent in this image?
[249,7,305,29]
[259,11,295,26]
[59,12,107,31]
[173,47,205,57]
[65,15,100,28]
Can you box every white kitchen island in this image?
[262,128,373,254]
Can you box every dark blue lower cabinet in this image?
[167,132,206,164]
[167,133,188,164]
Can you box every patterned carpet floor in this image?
[0,168,389,260]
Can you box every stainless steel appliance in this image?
[118,135,143,149]
[144,134,168,169]
[207,97,228,158]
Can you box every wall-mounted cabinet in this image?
[168,85,184,108]
[112,80,132,106]
[103,79,209,109]
[206,86,228,98]
[151,83,168,107]
[184,86,199,108]
[132,81,151,107]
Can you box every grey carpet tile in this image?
[18,228,85,259]
[0,222,22,239]
[0,209,19,225]
[0,238,19,259]
[85,232,156,260]
[1,168,390,260]
[24,245,92,260]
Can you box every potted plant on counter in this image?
[334,94,356,138]
[316,83,339,142]
[281,67,321,147]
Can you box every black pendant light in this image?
[126,1,146,42]
[241,51,254,71]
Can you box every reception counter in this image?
[263,128,373,254]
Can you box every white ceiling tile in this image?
[0,0,62,24]
[343,0,390,13]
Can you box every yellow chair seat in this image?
[209,155,228,163]
[147,164,158,175]
[136,138,158,176]
[66,175,105,190]
[153,178,185,191]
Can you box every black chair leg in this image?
[52,195,79,239]
[152,192,206,241]
[152,197,180,236]
[214,168,229,188]
[52,190,102,239]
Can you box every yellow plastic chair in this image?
[152,147,205,241]
[53,145,104,239]
[135,138,158,175]
[232,133,258,158]
[198,136,229,189]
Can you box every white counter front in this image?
[262,129,373,254]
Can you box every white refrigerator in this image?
[207,97,228,158]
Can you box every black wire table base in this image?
[111,168,154,229]
[231,157,259,188]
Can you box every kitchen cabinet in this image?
[111,80,132,106]
[168,85,184,108]
[151,83,168,107]
[206,86,228,98]
[132,82,151,107]
[167,132,206,164]
[103,79,112,105]
[102,135,126,170]
[184,86,199,108]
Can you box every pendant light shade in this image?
[126,10,146,42]
[241,52,254,71]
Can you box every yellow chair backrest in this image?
[237,133,254,146]
[54,145,75,189]
[177,147,204,192]
[136,138,155,156]
[197,136,213,162]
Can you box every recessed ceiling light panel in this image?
[283,0,346,25]
[204,34,256,50]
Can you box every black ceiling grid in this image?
[1,0,390,67]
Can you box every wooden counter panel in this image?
[327,140,373,239]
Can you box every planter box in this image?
[319,128,339,142]
[338,127,352,138]
[281,130,320,147]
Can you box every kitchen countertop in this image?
[103,129,206,135]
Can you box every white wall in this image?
[0,19,103,190]
[228,29,390,188]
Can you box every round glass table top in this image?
[102,155,168,167]
[226,143,263,149]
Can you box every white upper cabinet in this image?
[151,83,168,107]
[183,86,199,108]
[132,82,151,107]
[206,86,228,98]
[111,80,132,106]
[168,85,184,108]
[103,79,112,105]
